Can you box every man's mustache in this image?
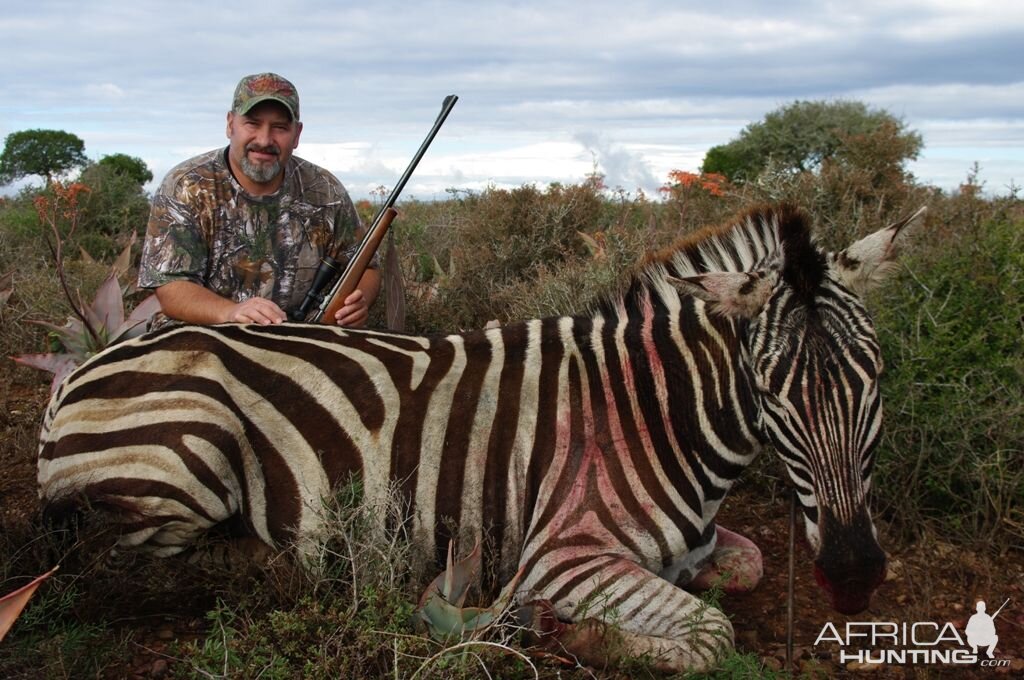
[246,144,280,155]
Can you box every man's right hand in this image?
[155,281,288,326]
[224,297,287,325]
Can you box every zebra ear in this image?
[832,206,926,295]
[667,271,774,318]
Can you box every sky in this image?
[2,0,1023,200]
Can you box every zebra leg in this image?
[185,536,277,571]
[521,555,733,673]
[112,505,222,558]
[687,525,763,594]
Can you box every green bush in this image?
[0,163,148,265]
[96,153,153,186]
[872,216,1024,544]
[0,196,45,246]
[76,163,151,247]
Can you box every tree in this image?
[700,145,746,183]
[0,129,88,185]
[97,153,152,186]
[701,100,923,183]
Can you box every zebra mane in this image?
[654,203,809,275]
[596,204,826,318]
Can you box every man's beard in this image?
[239,144,282,183]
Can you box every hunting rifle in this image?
[290,94,459,323]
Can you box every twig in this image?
[221,611,231,678]
[786,488,796,670]
[409,640,538,680]
[43,222,101,347]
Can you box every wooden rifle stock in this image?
[302,94,458,324]
[316,207,397,324]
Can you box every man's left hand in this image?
[333,289,369,327]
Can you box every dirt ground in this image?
[716,497,1024,678]
[2,365,1022,679]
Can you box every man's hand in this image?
[226,297,287,325]
[155,281,288,326]
[332,289,369,327]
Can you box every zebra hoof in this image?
[689,526,763,594]
[517,599,631,670]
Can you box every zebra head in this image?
[675,206,925,615]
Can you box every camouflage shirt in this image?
[139,147,372,320]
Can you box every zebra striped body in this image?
[38,204,921,672]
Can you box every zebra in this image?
[37,203,924,673]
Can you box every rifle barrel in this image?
[309,95,458,324]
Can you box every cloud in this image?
[574,132,659,191]
[84,83,126,100]
[2,0,1022,197]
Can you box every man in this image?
[139,72,379,327]
[965,600,999,659]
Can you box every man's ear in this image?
[832,206,926,295]
[226,111,235,140]
[292,121,303,149]
[667,271,774,318]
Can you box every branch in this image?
[44,217,101,347]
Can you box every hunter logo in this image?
[966,599,1004,659]
[814,597,1012,668]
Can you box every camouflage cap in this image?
[232,73,300,121]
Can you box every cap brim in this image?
[236,95,298,120]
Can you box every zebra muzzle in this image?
[811,508,887,615]
[813,562,886,615]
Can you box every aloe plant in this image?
[413,540,523,641]
[14,274,159,392]
[0,566,59,642]
[0,270,12,313]
[12,231,160,393]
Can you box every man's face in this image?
[226,101,302,192]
